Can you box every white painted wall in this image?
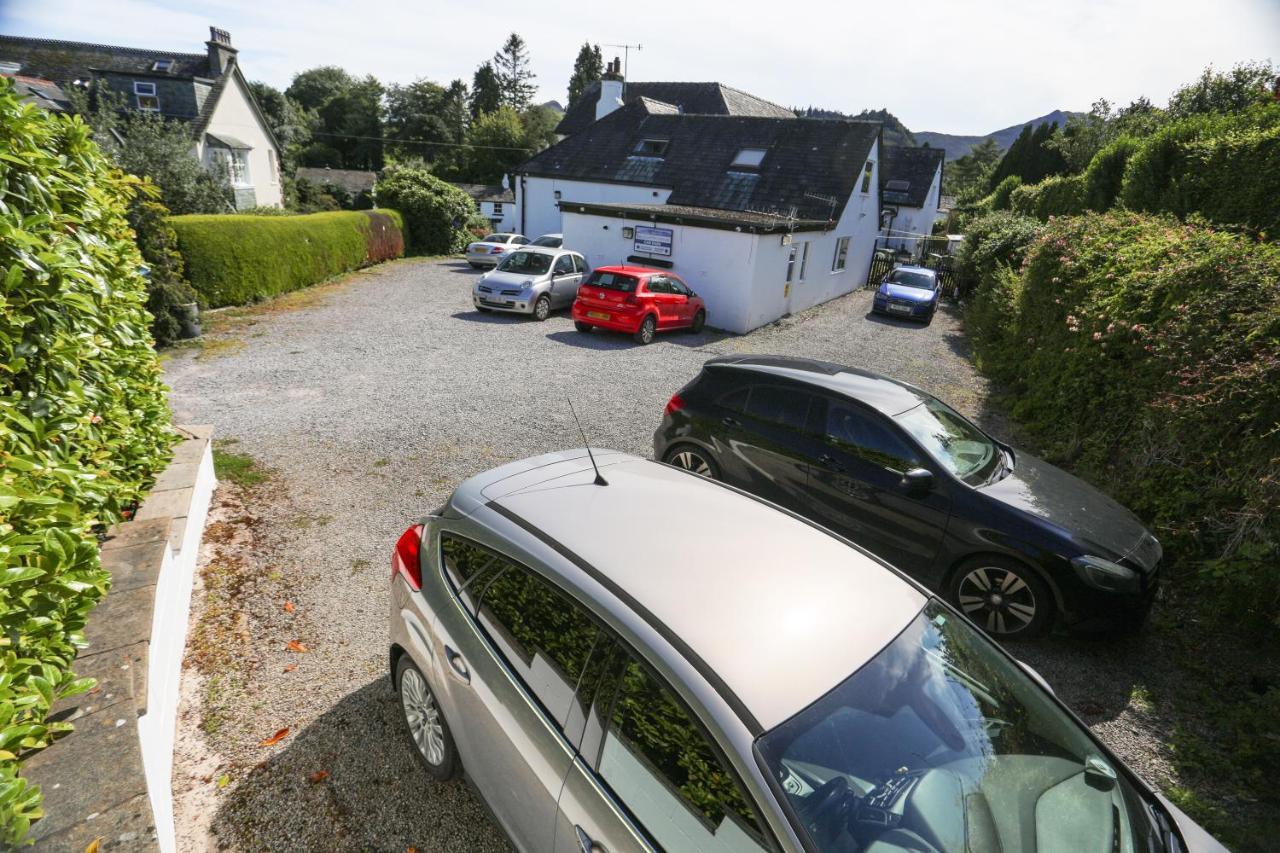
[138,442,216,853]
[517,176,671,240]
[881,162,942,251]
[194,70,283,208]
[479,200,518,233]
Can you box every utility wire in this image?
[310,130,535,152]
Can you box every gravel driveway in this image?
[164,257,1178,851]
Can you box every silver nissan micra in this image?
[472,246,588,320]
[388,450,1225,853]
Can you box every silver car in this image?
[472,247,588,320]
[389,450,1225,853]
[465,232,529,268]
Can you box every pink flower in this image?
[1092,331,1103,341]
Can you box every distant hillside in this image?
[539,99,565,114]
[798,106,916,147]
[916,110,1082,160]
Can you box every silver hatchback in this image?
[389,450,1225,853]
[472,247,588,320]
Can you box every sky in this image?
[2,0,1277,135]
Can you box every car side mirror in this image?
[900,468,934,496]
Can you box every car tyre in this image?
[634,315,657,345]
[663,444,719,479]
[947,556,1053,639]
[533,295,551,321]
[396,655,459,781]
[690,309,706,334]
[574,320,593,333]
[476,306,491,313]
[468,262,483,270]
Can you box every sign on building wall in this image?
[633,226,674,257]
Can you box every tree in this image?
[375,165,481,254]
[1046,99,1118,174]
[493,33,537,110]
[946,138,1001,199]
[385,78,459,167]
[1167,60,1275,120]
[316,75,385,170]
[471,61,502,118]
[465,106,530,182]
[521,104,561,155]
[567,42,603,107]
[248,80,315,170]
[989,124,1032,190]
[286,65,355,111]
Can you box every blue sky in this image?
[2,0,1276,134]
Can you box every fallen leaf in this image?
[406,848,418,853]
[259,727,290,746]
[85,838,103,853]
[216,774,230,789]
[283,600,295,613]
[309,770,330,783]
[283,663,297,673]
[285,641,309,653]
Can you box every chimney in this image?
[206,26,237,76]
[596,57,624,121]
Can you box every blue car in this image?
[872,265,941,324]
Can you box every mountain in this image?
[915,110,1082,160]
[797,106,916,147]
[539,99,565,114]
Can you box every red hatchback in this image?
[571,266,707,344]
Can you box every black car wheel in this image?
[690,309,706,334]
[396,656,459,781]
[574,320,593,333]
[664,444,718,478]
[533,295,551,321]
[634,315,657,345]
[948,557,1052,639]
[468,262,484,269]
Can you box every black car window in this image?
[717,387,749,414]
[647,275,671,294]
[553,254,575,275]
[668,277,691,296]
[826,402,919,471]
[597,657,769,852]
[441,534,502,614]
[744,385,811,431]
[456,544,602,731]
[586,271,638,292]
[573,255,586,273]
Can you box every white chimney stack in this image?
[596,57,625,121]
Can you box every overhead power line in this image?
[309,130,535,152]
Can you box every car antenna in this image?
[568,398,608,486]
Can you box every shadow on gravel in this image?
[441,261,484,275]
[211,679,510,852]
[862,311,931,329]
[545,329,727,351]
[450,310,529,325]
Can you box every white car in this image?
[465,233,529,268]
[529,233,563,248]
[472,247,589,320]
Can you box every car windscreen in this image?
[532,236,562,247]
[585,271,639,292]
[496,251,553,274]
[756,600,1160,853]
[893,398,998,483]
[482,234,508,242]
[887,269,937,290]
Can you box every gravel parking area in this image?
[165,257,1180,851]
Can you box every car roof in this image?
[592,265,662,276]
[452,450,926,733]
[891,265,936,275]
[502,245,576,257]
[705,355,930,417]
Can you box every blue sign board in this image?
[633,226,674,257]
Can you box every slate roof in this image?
[879,145,945,208]
[521,101,882,221]
[0,35,212,81]
[297,167,378,195]
[556,81,795,136]
[451,183,515,203]
[562,201,830,233]
[6,74,71,111]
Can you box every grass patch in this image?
[213,448,269,488]
[196,337,246,360]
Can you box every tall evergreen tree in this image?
[989,124,1033,190]
[493,33,537,110]
[567,43,603,107]
[471,62,502,119]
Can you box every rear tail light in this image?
[392,524,425,590]
[492,246,504,254]
[665,394,685,416]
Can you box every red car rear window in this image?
[585,271,639,292]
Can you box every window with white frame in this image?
[269,150,279,183]
[833,236,850,271]
[152,59,173,72]
[133,81,160,111]
[633,138,669,157]
[861,160,874,194]
[223,149,251,187]
[492,202,504,214]
[785,243,797,282]
[731,147,767,169]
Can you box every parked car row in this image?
[387,358,1220,852]
[466,233,707,343]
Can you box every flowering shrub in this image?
[1009,174,1087,221]
[968,211,1280,630]
[954,211,1044,295]
[0,79,174,843]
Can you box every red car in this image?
[571,266,707,344]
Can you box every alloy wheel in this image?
[534,296,550,321]
[957,565,1038,635]
[638,317,655,344]
[400,667,445,766]
[670,448,714,477]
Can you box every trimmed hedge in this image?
[966,211,1280,630]
[1009,174,1087,221]
[170,209,404,307]
[954,211,1044,294]
[373,166,477,255]
[1081,135,1138,212]
[987,175,1023,211]
[1,80,174,843]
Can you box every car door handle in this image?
[575,825,604,853]
[444,646,470,684]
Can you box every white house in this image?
[878,146,945,252]
[0,27,284,210]
[515,62,883,333]
[453,182,518,233]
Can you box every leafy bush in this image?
[170,209,404,307]
[1120,105,1280,235]
[966,211,1280,630]
[374,166,476,254]
[1081,136,1138,212]
[129,199,199,346]
[1010,174,1087,221]
[988,175,1023,211]
[954,211,1044,294]
[0,79,174,843]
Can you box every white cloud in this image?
[2,0,1276,134]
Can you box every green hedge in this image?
[170,209,404,307]
[373,166,476,255]
[1081,136,1138,213]
[987,175,1023,211]
[966,211,1280,631]
[1009,174,1087,221]
[954,211,1044,294]
[1,80,174,843]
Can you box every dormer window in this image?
[152,59,174,72]
[731,148,767,169]
[861,160,874,193]
[633,138,669,157]
[133,81,160,112]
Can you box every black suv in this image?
[653,355,1161,638]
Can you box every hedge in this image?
[987,175,1023,211]
[1,80,174,843]
[373,166,477,255]
[1081,135,1138,213]
[1009,174,1087,221]
[170,209,404,307]
[954,211,1044,295]
[966,211,1280,631]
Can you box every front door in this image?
[804,399,951,575]
[550,253,582,308]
